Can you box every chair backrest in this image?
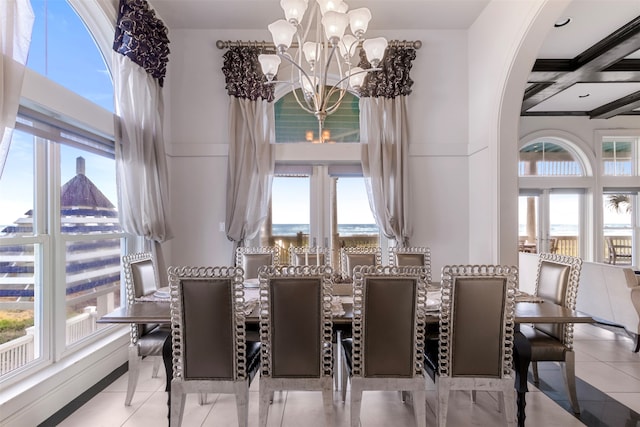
[123,252,160,338]
[123,252,159,301]
[534,253,583,344]
[340,247,382,278]
[258,265,333,379]
[169,266,249,381]
[236,246,279,280]
[439,264,517,379]
[289,246,331,267]
[351,265,427,379]
[389,246,432,283]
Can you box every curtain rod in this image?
[215,39,422,50]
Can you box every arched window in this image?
[274,88,359,143]
[267,89,379,264]
[27,0,113,111]
[0,1,118,380]
[518,137,591,258]
[519,139,584,176]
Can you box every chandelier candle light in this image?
[258,0,388,142]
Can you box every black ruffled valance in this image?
[357,46,416,98]
[113,0,170,86]
[222,47,275,102]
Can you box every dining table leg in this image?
[513,330,531,427]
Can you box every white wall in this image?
[468,0,570,267]
[162,28,474,276]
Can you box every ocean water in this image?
[273,224,378,236]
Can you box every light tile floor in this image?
[55,324,640,426]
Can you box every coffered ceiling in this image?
[524,0,640,119]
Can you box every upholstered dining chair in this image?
[168,266,261,427]
[423,264,518,427]
[257,265,335,427]
[389,246,432,284]
[122,252,169,406]
[340,265,428,427]
[339,246,382,280]
[235,246,279,281]
[520,252,583,413]
[288,246,331,267]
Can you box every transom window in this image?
[274,88,359,143]
[519,141,584,176]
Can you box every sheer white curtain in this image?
[0,0,34,179]
[359,46,417,246]
[112,0,172,274]
[225,98,274,247]
[222,46,275,254]
[361,96,411,245]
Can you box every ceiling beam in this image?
[589,90,640,119]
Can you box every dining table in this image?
[98,287,593,427]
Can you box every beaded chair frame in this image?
[388,246,433,284]
[340,246,382,279]
[533,253,582,351]
[123,252,156,346]
[288,246,331,267]
[235,246,280,269]
[257,264,334,379]
[350,265,428,378]
[438,264,517,379]
[168,266,248,381]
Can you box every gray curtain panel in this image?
[112,0,173,273]
[222,47,275,253]
[359,46,416,246]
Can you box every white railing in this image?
[0,307,98,376]
[0,327,35,376]
[66,306,98,345]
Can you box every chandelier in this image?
[258,0,388,142]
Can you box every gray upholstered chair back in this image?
[450,277,508,377]
[389,246,432,283]
[236,246,279,280]
[340,247,382,278]
[124,252,159,300]
[258,265,333,379]
[533,253,583,343]
[169,266,249,381]
[439,265,517,380]
[123,252,160,336]
[351,265,427,379]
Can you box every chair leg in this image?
[234,383,250,427]
[125,347,140,406]
[322,385,335,427]
[471,390,476,403]
[350,382,363,427]
[151,356,161,378]
[497,391,504,413]
[169,383,186,427]
[259,385,272,427]
[412,389,427,427]
[199,393,207,405]
[437,378,450,427]
[562,351,580,414]
[341,354,349,402]
[501,382,517,427]
[531,361,540,384]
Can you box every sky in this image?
[0,0,115,227]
